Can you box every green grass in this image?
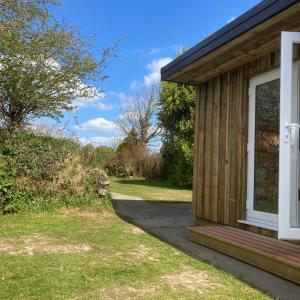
[0,206,270,300]
[110,177,192,202]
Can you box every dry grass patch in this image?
[131,226,146,235]
[0,234,91,255]
[99,285,156,300]
[115,244,150,260]
[113,244,160,265]
[57,207,111,220]
[161,269,224,293]
[123,226,146,235]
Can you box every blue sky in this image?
[50,0,261,148]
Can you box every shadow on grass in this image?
[114,178,192,191]
[110,197,299,298]
[111,198,259,294]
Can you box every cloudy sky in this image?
[51,0,260,148]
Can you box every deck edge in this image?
[187,226,300,285]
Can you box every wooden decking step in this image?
[187,225,300,285]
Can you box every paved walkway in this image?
[111,192,300,300]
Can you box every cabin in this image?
[161,0,300,285]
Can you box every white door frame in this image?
[278,31,300,240]
[247,69,280,228]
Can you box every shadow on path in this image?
[111,192,300,300]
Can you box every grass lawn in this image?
[110,177,192,201]
[0,205,270,300]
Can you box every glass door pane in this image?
[254,79,280,214]
[278,31,300,239]
[290,63,300,228]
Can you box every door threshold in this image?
[238,219,278,231]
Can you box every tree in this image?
[81,144,114,169]
[0,0,117,131]
[114,128,145,176]
[116,86,161,152]
[158,81,196,187]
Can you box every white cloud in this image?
[73,94,114,111]
[144,57,172,87]
[129,80,143,90]
[227,16,236,24]
[109,91,133,102]
[74,117,116,133]
[78,136,121,147]
[129,57,173,90]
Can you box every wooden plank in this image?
[239,66,248,221]
[193,83,207,219]
[238,222,277,239]
[200,227,300,261]
[202,80,214,220]
[218,226,300,254]
[234,68,242,226]
[191,39,280,83]
[187,226,300,285]
[192,85,201,216]
[217,75,226,224]
[235,66,248,224]
[210,77,221,222]
[228,70,237,226]
[197,83,207,218]
[223,72,231,225]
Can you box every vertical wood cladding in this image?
[193,51,281,228]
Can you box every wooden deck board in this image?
[187,225,300,285]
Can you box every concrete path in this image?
[111,192,300,300]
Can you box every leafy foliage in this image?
[106,128,163,179]
[0,129,110,214]
[0,0,117,131]
[81,144,114,169]
[158,81,196,187]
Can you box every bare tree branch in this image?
[116,85,161,148]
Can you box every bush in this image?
[0,129,110,214]
[105,152,134,178]
[142,153,163,179]
[81,145,114,169]
[161,138,193,187]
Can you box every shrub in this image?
[81,145,114,169]
[142,153,163,179]
[105,152,133,178]
[0,129,110,214]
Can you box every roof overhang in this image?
[161,0,300,85]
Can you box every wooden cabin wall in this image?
[192,50,282,231]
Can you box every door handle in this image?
[286,123,300,128]
[284,121,300,143]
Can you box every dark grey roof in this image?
[161,0,298,81]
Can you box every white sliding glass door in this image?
[278,31,300,240]
[246,32,300,240]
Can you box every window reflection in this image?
[254,79,280,214]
